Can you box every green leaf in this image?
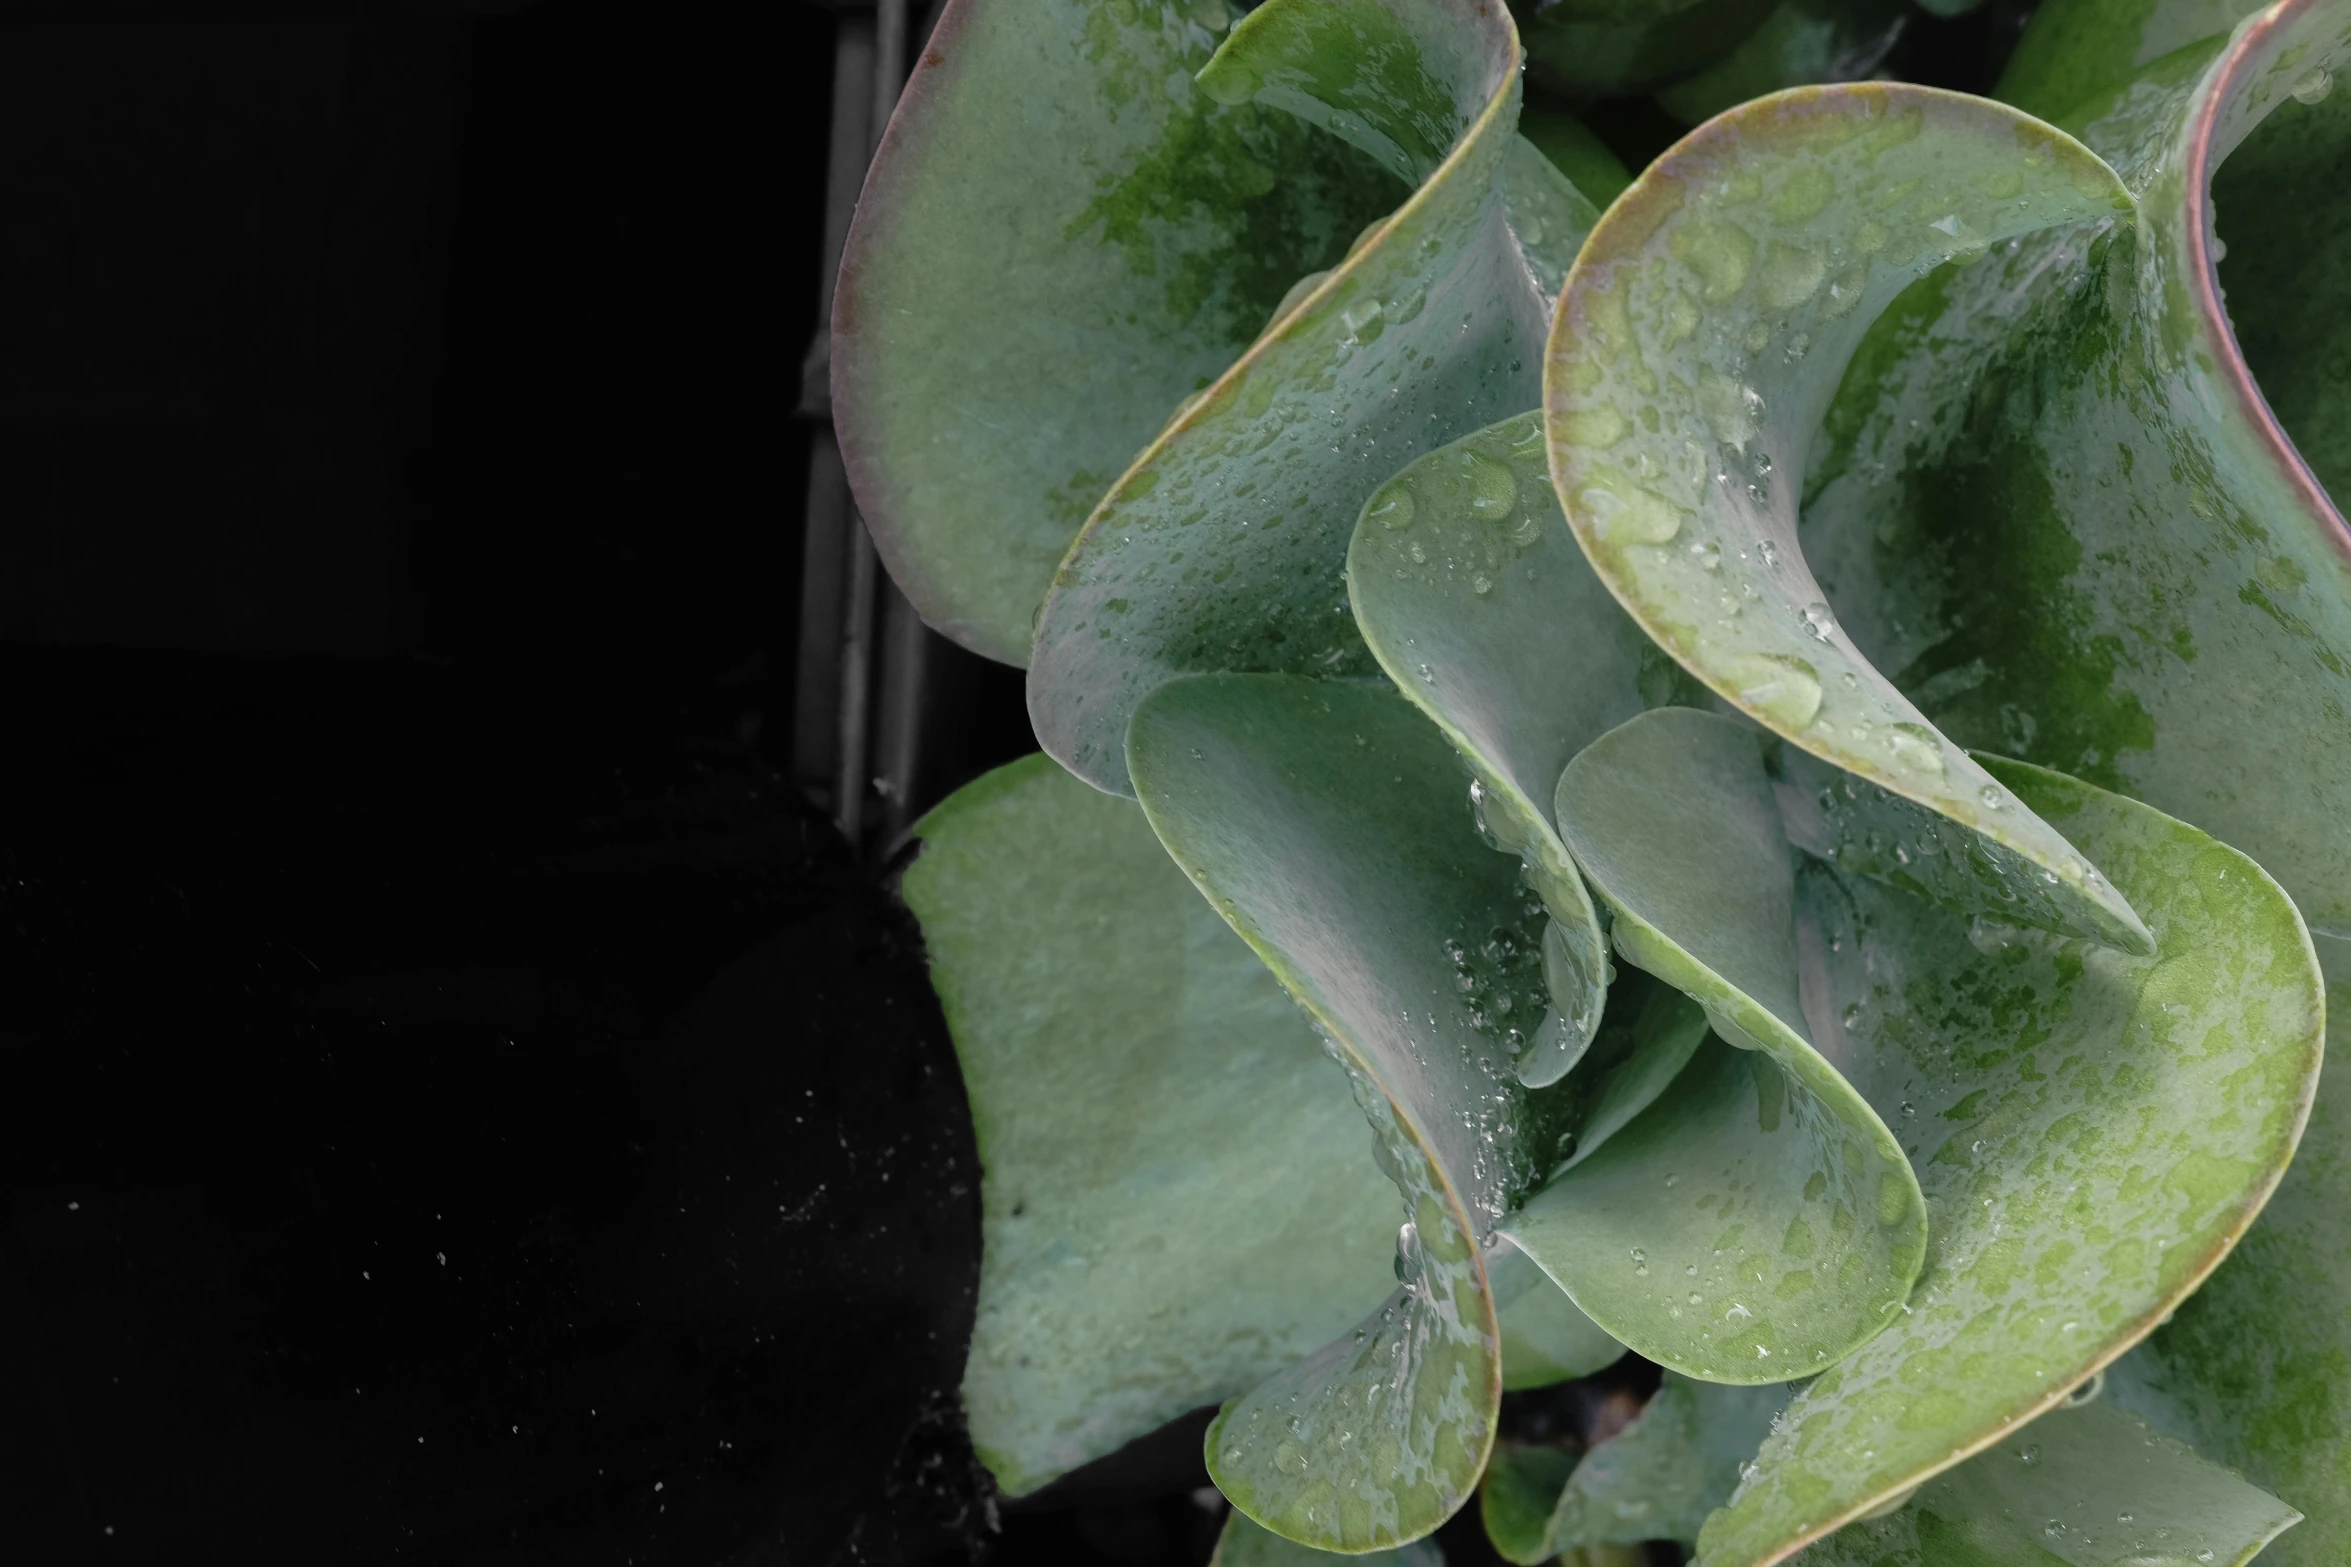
[1493,1242,1628,1390]
[1518,0,1784,95]
[1802,5,2351,1553]
[835,0,1398,664]
[1346,410,1655,1084]
[1212,1508,1442,1567]
[1522,99,1636,209]
[902,755,1398,1497]
[1505,710,1926,1381]
[1996,0,2266,123]
[1543,82,2154,954]
[1128,673,1566,1548]
[1487,1373,1787,1561]
[1695,753,2322,1566]
[1791,1398,2301,1566]
[1030,0,1600,794]
[1654,0,1911,128]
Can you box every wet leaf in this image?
[1802,2,2351,1553]
[1030,0,1599,793]
[835,0,1397,664]
[1696,753,2322,1565]
[901,755,1400,1496]
[1544,82,2153,953]
[1493,1243,1628,1390]
[1793,1398,2300,1566]
[1212,1507,1442,1567]
[1511,710,1926,1380]
[1128,673,1564,1548]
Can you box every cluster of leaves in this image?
[835,0,2351,1561]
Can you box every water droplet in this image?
[1366,481,1414,531]
[1723,651,1823,728]
[1394,1221,1423,1284]
[1885,722,1944,779]
[1631,1247,1649,1277]
[1799,601,1838,641]
[1461,450,1518,521]
[1274,1439,1308,1476]
[1979,784,2005,810]
[1383,281,1427,324]
[1340,298,1385,345]
[2065,1369,2105,1406]
[2293,65,2334,105]
[2020,1443,2042,1466]
[1472,572,1494,596]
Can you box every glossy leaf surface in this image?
[1801,1,2351,1553]
[1515,710,1925,1380]
[1212,1508,1442,1567]
[903,755,1398,1496]
[1793,1398,2300,1566]
[1543,82,2153,953]
[836,0,1397,664]
[1697,755,2322,1565]
[1129,673,1564,1548]
[1347,410,1662,1079]
[1031,0,1592,793]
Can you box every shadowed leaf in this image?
[901,756,1401,1497]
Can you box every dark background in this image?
[0,3,2034,1564]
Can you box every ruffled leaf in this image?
[1792,1398,2301,1566]
[1655,0,1911,128]
[835,0,1397,663]
[901,755,1399,1496]
[1518,0,1784,96]
[1030,0,1596,793]
[1509,710,1927,1380]
[1695,752,2321,1565]
[1493,1243,1629,1390]
[1212,1507,1441,1567]
[1128,673,1568,1548]
[1543,81,2154,953]
[1803,2,2351,1552]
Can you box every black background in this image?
[0,3,2035,1564]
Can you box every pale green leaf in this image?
[1696,754,2322,1565]
[835,0,1397,663]
[1791,1398,2300,1567]
[1030,0,1594,793]
[1212,1507,1442,1567]
[1128,673,1567,1548]
[1543,82,2152,953]
[901,755,1401,1497]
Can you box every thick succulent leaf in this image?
[1212,1508,1442,1567]
[1493,1242,1628,1390]
[1507,709,1926,1380]
[1347,411,1663,1078]
[1128,673,1570,1549]
[1562,979,1717,1174]
[834,0,1399,664]
[1542,82,2154,954]
[1998,0,2267,122]
[901,755,1398,1496]
[1792,1398,2301,1567]
[1487,1374,1788,1561]
[2099,988,2351,1563]
[1030,0,1590,794]
[1518,0,1783,95]
[1801,2,2351,1552]
[1695,756,2322,1566]
[1654,0,1911,128]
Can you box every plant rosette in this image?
[842,0,2351,1561]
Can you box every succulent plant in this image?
[836,0,2351,1560]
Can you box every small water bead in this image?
[1757,537,1780,567]
[1460,450,1518,520]
[1799,601,1838,641]
[2020,1443,2042,1466]
[1691,539,1724,571]
[2293,65,2335,105]
[1472,572,1494,596]
[1979,784,2004,809]
[1631,1247,1649,1277]
[1885,721,1945,780]
[1366,481,1415,531]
